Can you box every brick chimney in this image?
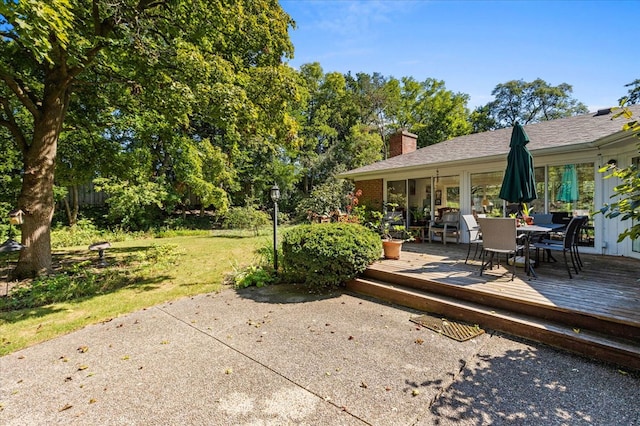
[388,130,417,158]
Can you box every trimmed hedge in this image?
[282,223,382,288]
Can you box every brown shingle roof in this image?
[340,106,640,177]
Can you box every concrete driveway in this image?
[1,284,638,425]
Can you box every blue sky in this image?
[279,0,639,112]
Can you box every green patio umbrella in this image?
[499,122,538,204]
[557,164,578,203]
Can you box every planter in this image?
[382,239,403,259]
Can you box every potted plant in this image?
[380,203,414,259]
[521,203,534,225]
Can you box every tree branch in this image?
[0,71,41,120]
[0,96,28,152]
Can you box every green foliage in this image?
[619,79,640,106]
[479,79,589,129]
[94,177,168,230]
[396,77,472,147]
[0,244,181,311]
[295,178,353,220]
[222,206,271,236]
[232,264,276,289]
[50,219,125,248]
[228,239,279,288]
[597,104,640,242]
[281,223,381,288]
[599,163,640,241]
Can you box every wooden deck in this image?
[347,241,640,371]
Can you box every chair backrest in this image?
[462,214,480,240]
[532,213,553,225]
[571,215,589,245]
[561,216,583,249]
[552,211,571,224]
[478,218,517,251]
[441,211,460,226]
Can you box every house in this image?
[338,106,640,260]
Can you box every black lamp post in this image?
[270,184,280,273]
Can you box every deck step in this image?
[362,268,640,341]
[346,277,640,372]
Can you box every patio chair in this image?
[462,214,482,264]
[477,217,526,281]
[531,213,553,225]
[429,211,460,245]
[572,215,589,269]
[532,216,583,279]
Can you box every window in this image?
[471,171,503,217]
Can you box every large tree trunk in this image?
[12,78,66,279]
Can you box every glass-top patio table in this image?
[518,223,566,278]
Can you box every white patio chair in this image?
[462,214,482,264]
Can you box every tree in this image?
[476,79,588,129]
[0,0,294,277]
[619,79,640,105]
[393,77,471,147]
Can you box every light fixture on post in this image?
[270,184,280,274]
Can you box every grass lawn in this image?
[0,231,267,355]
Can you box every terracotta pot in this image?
[525,216,534,225]
[382,239,403,259]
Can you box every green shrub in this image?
[282,223,381,288]
[226,239,280,289]
[222,206,271,235]
[50,219,138,248]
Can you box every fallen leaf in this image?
[348,336,354,340]
[77,346,89,353]
[412,389,420,396]
[121,355,129,360]
[385,387,391,391]
[360,382,368,389]
[618,370,628,375]
[161,340,169,345]
[573,328,581,334]
[59,404,73,412]
[78,365,88,371]
[415,338,424,345]
[89,398,97,404]
[225,368,233,374]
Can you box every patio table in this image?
[518,224,564,278]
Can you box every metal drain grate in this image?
[410,315,485,342]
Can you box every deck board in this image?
[367,242,640,327]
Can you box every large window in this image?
[548,162,595,247]
[408,178,432,225]
[434,175,460,217]
[387,180,407,211]
[470,171,503,217]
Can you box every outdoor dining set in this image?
[465,213,589,280]
[423,210,588,280]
